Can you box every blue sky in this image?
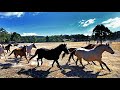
[0,12,120,36]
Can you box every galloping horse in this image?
[4,44,12,53]
[19,43,37,56]
[68,43,114,72]
[62,44,96,65]
[9,45,28,63]
[29,44,69,69]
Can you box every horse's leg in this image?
[52,60,56,67]
[41,58,43,65]
[100,63,104,70]
[9,49,10,52]
[55,60,61,69]
[98,60,104,70]
[79,58,84,67]
[66,55,72,65]
[24,55,29,63]
[101,61,111,72]
[88,62,91,64]
[37,58,39,67]
[92,61,96,65]
[75,58,79,65]
[29,51,31,56]
[4,51,6,61]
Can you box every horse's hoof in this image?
[82,66,85,69]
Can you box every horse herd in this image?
[0,43,115,72]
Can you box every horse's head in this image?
[32,43,37,48]
[104,43,115,54]
[9,44,12,46]
[60,44,69,54]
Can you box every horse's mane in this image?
[51,44,64,50]
[93,44,105,49]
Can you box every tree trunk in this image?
[100,36,102,44]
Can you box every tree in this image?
[10,32,21,42]
[0,28,10,43]
[92,24,112,44]
[46,36,49,42]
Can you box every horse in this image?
[29,44,69,69]
[68,43,114,72]
[14,43,19,46]
[19,43,37,56]
[62,44,96,65]
[0,46,6,60]
[9,45,28,63]
[4,44,12,53]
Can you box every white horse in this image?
[19,43,37,56]
[69,43,114,72]
[0,45,6,60]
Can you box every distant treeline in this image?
[0,27,120,43]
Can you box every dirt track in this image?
[0,42,120,78]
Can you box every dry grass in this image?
[0,42,120,78]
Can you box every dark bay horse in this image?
[62,44,96,65]
[9,45,28,63]
[29,44,69,69]
[4,44,12,53]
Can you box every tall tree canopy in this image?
[92,24,112,44]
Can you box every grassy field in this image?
[0,42,120,78]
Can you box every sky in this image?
[0,12,120,36]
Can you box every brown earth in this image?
[0,42,120,78]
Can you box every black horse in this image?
[29,44,69,69]
[4,44,12,53]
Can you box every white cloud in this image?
[0,12,24,18]
[32,12,45,16]
[102,17,120,28]
[79,18,96,27]
[21,33,38,36]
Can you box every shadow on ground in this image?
[6,58,21,64]
[17,67,57,78]
[60,64,105,78]
[0,63,13,69]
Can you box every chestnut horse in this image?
[9,45,28,63]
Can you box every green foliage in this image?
[92,24,113,43]
[0,26,120,43]
[10,32,21,42]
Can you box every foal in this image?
[9,45,28,63]
[4,44,12,53]
[29,44,69,69]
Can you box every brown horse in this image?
[4,44,12,53]
[9,45,28,63]
[62,44,96,65]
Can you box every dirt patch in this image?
[0,42,120,78]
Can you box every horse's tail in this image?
[9,50,14,56]
[29,49,39,61]
[68,49,76,63]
